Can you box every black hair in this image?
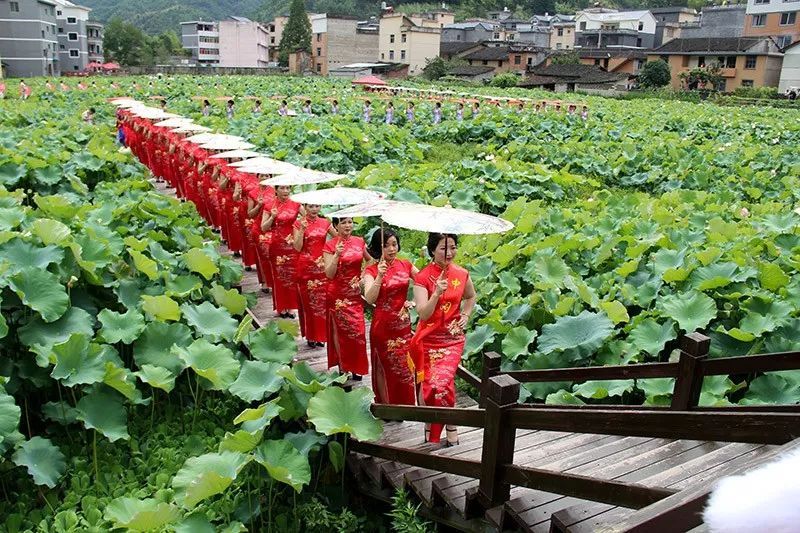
[426,233,458,257]
[368,228,400,259]
[365,100,371,105]
[281,100,287,105]
[435,102,441,107]
[305,99,311,104]
[333,99,338,104]
[88,107,95,113]
[255,99,261,105]
[203,99,210,106]
[331,216,353,227]
[227,99,234,105]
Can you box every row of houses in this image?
[0,0,103,78]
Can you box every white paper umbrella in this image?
[199,139,256,151]
[229,156,286,168]
[328,200,420,218]
[154,118,194,128]
[209,149,263,160]
[236,160,301,175]
[261,169,343,187]
[290,188,384,206]
[172,124,212,133]
[381,204,514,235]
[184,133,243,144]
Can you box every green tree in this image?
[551,51,580,65]
[638,59,671,88]
[103,17,150,66]
[422,57,449,81]
[530,0,557,15]
[490,72,520,88]
[279,0,312,66]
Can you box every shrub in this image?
[638,60,671,89]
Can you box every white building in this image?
[218,17,269,67]
[180,21,220,65]
[574,9,657,49]
[779,40,800,92]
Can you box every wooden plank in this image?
[506,408,800,444]
[370,404,486,427]
[699,351,800,376]
[540,437,656,473]
[512,403,800,412]
[588,440,710,480]
[505,362,679,383]
[550,503,617,533]
[456,365,481,389]
[501,464,675,509]
[476,375,520,509]
[635,443,763,487]
[349,440,482,479]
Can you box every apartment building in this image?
[379,9,454,75]
[86,20,101,64]
[574,9,657,49]
[180,21,220,65]
[550,15,576,50]
[744,0,799,48]
[779,39,799,91]
[681,5,746,38]
[218,17,268,67]
[651,7,699,47]
[54,0,101,72]
[310,14,379,75]
[265,15,288,63]
[0,0,59,77]
[650,36,784,91]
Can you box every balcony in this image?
[719,67,737,78]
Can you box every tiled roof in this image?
[654,37,770,53]
[464,46,510,61]
[448,65,496,76]
[575,48,648,59]
[520,63,629,86]
[440,41,484,55]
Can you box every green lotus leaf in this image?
[0,295,6,340]
[8,269,69,323]
[528,253,570,290]
[229,361,286,402]
[218,430,263,453]
[464,324,496,356]
[0,239,63,273]
[172,451,250,508]
[173,338,240,390]
[0,207,25,230]
[129,249,158,281]
[34,194,78,219]
[638,378,676,406]
[657,292,717,333]
[652,248,685,276]
[328,441,344,473]
[689,262,739,291]
[98,309,146,344]
[0,163,27,187]
[501,325,537,361]
[103,363,144,404]
[277,386,313,422]
[76,389,129,442]
[277,362,347,393]
[699,375,745,406]
[307,387,383,441]
[285,429,328,457]
[165,274,203,298]
[764,320,800,352]
[741,374,800,405]
[32,166,62,186]
[628,318,677,356]
[134,365,176,393]
[234,315,254,344]
[133,321,191,375]
[573,380,635,399]
[182,248,219,280]
[245,324,296,363]
[0,389,22,454]
[233,399,283,433]
[758,262,790,292]
[104,497,180,531]
[141,294,182,322]
[254,439,311,493]
[738,311,785,338]
[18,307,94,363]
[537,311,614,358]
[174,515,245,533]
[41,401,79,425]
[209,284,248,316]
[497,271,520,295]
[501,302,532,326]
[31,218,71,245]
[12,437,66,488]
[545,390,586,405]
[599,300,629,324]
[181,302,238,341]
[50,334,106,387]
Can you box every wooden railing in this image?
[350,332,800,529]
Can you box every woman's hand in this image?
[377,260,388,277]
[404,300,416,309]
[299,217,308,230]
[434,272,448,296]
[334,241,345,256]
[458,313,469,329]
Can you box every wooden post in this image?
[670,332,710,411]
[473,374,520,512]
[479,352,502,408]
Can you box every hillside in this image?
[83,0,691,35]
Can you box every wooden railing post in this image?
[472,374,520,513]
[670,332,710,410]
[479,352,502,408]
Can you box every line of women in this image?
[116,103,476,447]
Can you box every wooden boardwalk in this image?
[155,180,800,533]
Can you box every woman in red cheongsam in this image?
[262,185,301,317]
[411,233,476,446]
[363,228,417,405]
[247,181,274,290]
[323,217,372,378]
[293,204,336,347]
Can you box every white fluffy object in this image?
[703,448,800,532]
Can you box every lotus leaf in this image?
[172,451,250,508]
[0,239,63,273]
[464,324,496,356]
[218,430,263,453]
[537,311,614,359]
[254,439,311,492]
[98,308,146,344]
[129,249,159,280]
[181,301,238,340]
[12,436,66,488]
[8,269,69,322]
[657,292,717,333]
[134,365,176,393]
[76,388,129,442]
[545,390,586,405]
[245,324,296,363]
[133,321,191,375]
[277,362,347,393]
[229,361,286,402]
[31,218,71,245]
[285,429,328,457]
[233,399,283,433]
[628,318,677,357]
[173,338,240,390]
[104,497,180,531]
[307,387,383,441]
[182,248,219,280]
[573,380,635,399]
[501,326,537,361]
[50,334,106,387]
[0,389,22,454]
[42,401,79,425]
[209,284,248,316]
[141,294,182,322]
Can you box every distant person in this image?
[303,99,313,115]
[254,99,262,113]
[534,103,541,113]
[567,104,577,115]
[226,99,235,119]
[363,100,372,123]
[456,102,464,121]
[581,105,589,120]
[202,99,211,116]
[45,80,54,92]
[405,101,415,122]
[330,99,339,115]
[385,101,394,125]
[160,98,167,110]
[516,102,525,113]
[788,89,798,101]
[279,100,289,116]
[432,101,442,124]
[82,107,95,125]
[472,101,479,118]
[0,82,5,99]
[19,80,31,100]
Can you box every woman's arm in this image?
[413,285,439,321]
[458,277,477,328]
[323,251,338,279]
[247,199,261,218]
[292,224,304,252]
[363,273,381,305]
[261,207,277,231]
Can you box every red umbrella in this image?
[86,61,103,70]
[351,75,386,86]
[102,62,120,70]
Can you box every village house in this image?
[379,9,454,75]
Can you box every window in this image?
[556,42,562,49]
[43,48,48,57]
[754,0,769,3]
[780,12,797,24]
[697,55,705,67]
[482,60,488,65]
[557,28,564,36]
[57,9,62,15]
[741,80,754,87]
[316,33,321,41]
[745,56,757,69]
[10,1,19,12]
[67,17,76,24]
[752,14,766,26]
[270,37,275,44]
[636,37,642,47]
[527,57,533,65]
[493,32,500,39]
[579,21,586,30]
[389,34,395,43]
[269,25,275,32]
[42,30,45,37]
[73,65,78,70]
[725,56,736,68]
[717,79,726,92]
[381,53,384,59]
[316,47,321,57]
[638,21,644,30]
[594,58,601,65]
[456,35,461,40]
[59,44,65,50]
[68,32,78,41]
[58,27,63,33]
[514,54,521,64]
[498,60,503,66]
[400,50,406,60]
[389,50,394,60]
[401,33,407,43]
[69,49,79,57]
[316,63,321,72]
